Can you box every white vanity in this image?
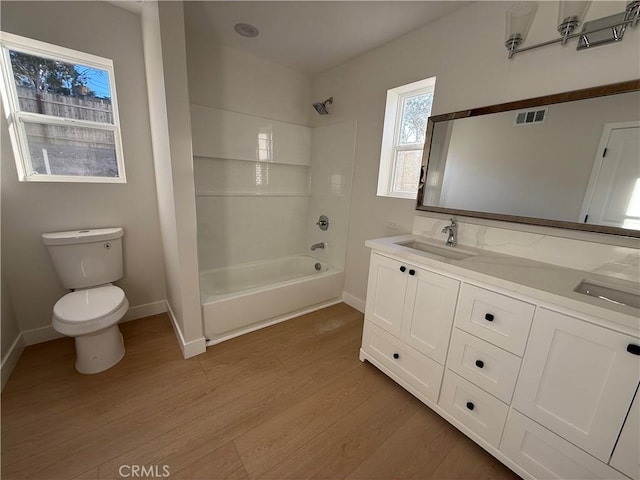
[361,233,640,480]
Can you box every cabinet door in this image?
[365,253,409,337]
[513,308,640,462]
[400,268,459,364]
[610,384,640,480]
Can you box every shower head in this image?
[313,97,333,115]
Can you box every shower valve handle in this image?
[316,215,329,231]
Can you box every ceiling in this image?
[183,2,470,75]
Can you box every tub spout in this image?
[310,242,326,251]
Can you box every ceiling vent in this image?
[514,107,547,126]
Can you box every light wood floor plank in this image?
[234,362,389,478]
[97,342,363,479]
[1,303,520,480]
[345,408,464,479]
[256,380,422,480]
[169,442,248,480]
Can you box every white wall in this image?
[141,1,204,355]
[1,1,167,335]
[311,0,640,304]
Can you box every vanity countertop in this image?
[366,234,640,335]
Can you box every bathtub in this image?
[200,255,343,344]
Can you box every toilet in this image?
[42,227,129,374]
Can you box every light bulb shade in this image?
[506,2,538,43]
[557,1,591,24]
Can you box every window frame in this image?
[377,77,436,199]
[0,31,126,183]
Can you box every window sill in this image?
[377,191,417,200]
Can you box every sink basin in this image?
[574,280,640,309]
[396,240,478,261]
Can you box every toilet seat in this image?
[53,285,128,337]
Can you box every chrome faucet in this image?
[441,218,457,247]
[310,242,326,251]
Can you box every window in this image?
[0,32,125,182]
[377,77,435,199]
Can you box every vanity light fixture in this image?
[506,0,640,59]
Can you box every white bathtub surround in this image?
[191,104,356,343]
[201,255,343,343]
[306,121,357,271]
[192,106,314,272]
[191,105,312,166]
[196,195,310,270]
[413,216,640,283]
[194,158,310,197]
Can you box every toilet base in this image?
[74,324,125,374]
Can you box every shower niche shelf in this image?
[191,105,312,166]
[193,156,311,198]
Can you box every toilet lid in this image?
[54,285,126,323]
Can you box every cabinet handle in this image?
[393,353,400,359]
[466,402,475,411]
[484,313,494,322]
[409,269,416,276]
[475,360,484,368]
[399,266,406,272]
[627,344,640,355]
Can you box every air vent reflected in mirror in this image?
[515,107,547,126]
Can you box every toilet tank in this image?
[42,228,124,289]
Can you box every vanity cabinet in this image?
[361,245,640,480]
[610,386,640,479]
[512,308,640,463]
[365,253,459,364]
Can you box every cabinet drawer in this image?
[447,329,522,404]
[501,410,628,480]
[362,322,443,404]
[439,370,508,447]
[454,284,535,356]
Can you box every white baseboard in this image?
[22,325,64,346]
[21,300,169,346]
[1,333,25,390]
[165,301,206,359]
[122,300,167,322]
[342,291,365,313]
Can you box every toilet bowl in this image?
[43,227,128,374]
[52,284,129,374]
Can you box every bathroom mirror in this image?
[417,80,640,237]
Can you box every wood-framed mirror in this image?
[416,80,640,237]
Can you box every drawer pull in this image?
[627,344,640,355]
[484,313,495,322]
[393,353,400,359]
[466,402,475,411]
[409,269,416,276]
[399,266,406,272]
[475,360,484,368]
